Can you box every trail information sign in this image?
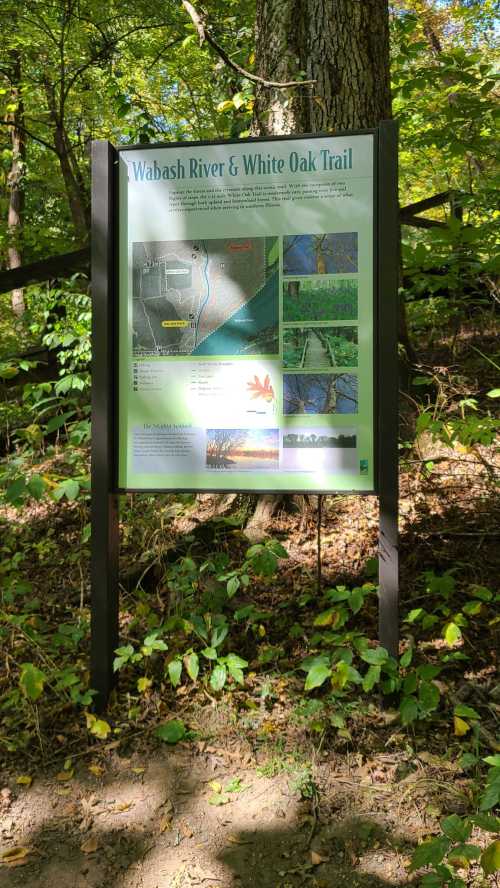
[118,134,375,493]
[91,124,399,708]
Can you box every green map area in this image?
[132,237,278,357]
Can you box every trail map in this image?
[132,237,278,357]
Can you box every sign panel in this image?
[117,133,376,492]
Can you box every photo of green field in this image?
[282,326,358,369]
[283,278,358,323]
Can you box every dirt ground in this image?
[0,740,430,888]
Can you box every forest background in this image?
[0,1,499,887]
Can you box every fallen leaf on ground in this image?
[131,767,145,775]
[88,765,104,777]
[159,814,173,833]
[208,780,222,793]
[16,775,32,787]
[80,836,99,854]
[56,769,74,782]
[114,801,133,813]
[311,850,329,865]
[1,846,30,866]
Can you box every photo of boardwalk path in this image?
[303,329,333,368]
[283,326,358,370]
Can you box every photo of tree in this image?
[281,427,357,472]
[283,326,358,369]
[206,429,279,470]
[283,374,358,415]
[283,431,356,448]
[283,278,358,322]
[283,233,358,275]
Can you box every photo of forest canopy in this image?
[283,374,358,415]
[283,233,358,275]
[283,326,358,369]
[283,278,358,322]
[206,428,279,470]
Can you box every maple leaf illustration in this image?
[246,374,275,402]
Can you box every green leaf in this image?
[156,719,186,744]
[325,586,351,602]
[362,664,381,692]
[400,696,418,725]
[304,660,331,691]
[441,814,472,843]
[471,814,500,833]
[226,653,248,670]
[167,659,182,688]
[349,588,364,614]
[201,646,218,660]
[5,476,26,504]
[454,704,480,720]
[443,621,462,645]
[486,388,500,398]
[418,681,440,714]
[226,576,240,598]
[27,475,46,500]
[228,666,244,685]
[211,624,228,648]
[210,664,227,691]
[409,836,451,871]
[232,91,247,109]
[267,540,289,559]
[45,410,75,433]
[185,652,199,682]
[19,663,46,701]
[53,479,80,501]
[469,584,493,601]
[448,843,481,863]
[208,792,229,805]
[313,608,336,626]
[481,840,500,875]
[113,644,135,671]
[88,717,111,739]
[483,755,500,767]
[480,781,500,811]
[400,647,413,668]
[360,646,389,666]
[250,548,277,576]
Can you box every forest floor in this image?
[0,316,499,887]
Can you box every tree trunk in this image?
[43,82,89,242]
[6,50,26,316]
[247,0,393,538]
[252,0,392,137]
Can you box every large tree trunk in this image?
[6,50,26,316]
[252,0,392,137]
[246,0,393,539]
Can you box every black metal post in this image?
[377,120,400,657]
[90,140,119,711]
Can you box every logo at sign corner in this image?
[359,459,368,475]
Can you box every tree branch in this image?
[181,0,315,89]
[0,119,57,153]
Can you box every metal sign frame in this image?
[90,122,399,710]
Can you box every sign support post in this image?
[377,120,399,657]
[90,141,120,711]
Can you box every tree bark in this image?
[43,82,89,242]
[6,50,26,316]
[252,0,392,137]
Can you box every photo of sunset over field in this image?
[206,429,279,470]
